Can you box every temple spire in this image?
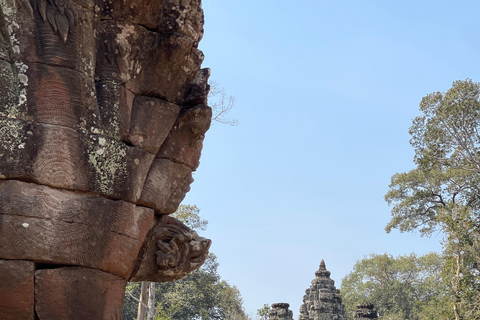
[298,259,346,320]
[320,259,326,269]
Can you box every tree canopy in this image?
[340,253,452,320]
[385,79,480,236]
[384,79,480,319]
[150,253,248,320]
[122,205,250,320]
[256,304,270,320]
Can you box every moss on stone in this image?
[85,132,128,195]
[96,77,122,139]
[0,117,28,170]
[0,60,19,117]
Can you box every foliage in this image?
[153,253,221,319]
[410,79,480,172]
[172,204,208,231]
[216,280,249,320]
[385,167,479,235]
[340,252,452,320]
[123,254,249,320]
[256,304,270,320]
[123,205,249,320]
[385,79,480,235]
[124,282,142,320]
[441,228,480,320]
[384,79,480,319]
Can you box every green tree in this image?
[256,304,270,320]
[149,252,249,320]
[172,204,208,231]
[123,205,250,320]
[340,252,451,320]
[216,280,249,319]
[385,79,480,319]
[124,282,143,320]
[385,79,480,234]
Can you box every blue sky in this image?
[183,0,480,317]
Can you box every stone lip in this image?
[271,303,290,309]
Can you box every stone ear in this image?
[0,0,211,317]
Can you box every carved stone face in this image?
[0,0,211,286]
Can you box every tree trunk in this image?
[146,282,156,320]
[137,281,148,320]
[453,253,462,320]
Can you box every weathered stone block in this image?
[96,21,203,105]
[0,117,154,202]
[97,0,205,43]
[127,95,180,154]
[0,60,133,141]
[157,104,211,170]
[0,180,154,277]
[35,267,126,320]
[1,0,96,74]
[0,259,35,320]
[126,32,203,105]
[95,79,133,140]
[0,60,18,116]
[0,10,11,62]
[184,68,211,106]
[18,62,99,131]
[138,158,193,214]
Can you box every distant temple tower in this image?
[269,303,294,320]
[353,303,378,319]
[298,260,346,320]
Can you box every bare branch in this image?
[431,193,446,206]
[208,80,238,126]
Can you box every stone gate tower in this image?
[298,260,346,320]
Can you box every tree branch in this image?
[126,289,148,308]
